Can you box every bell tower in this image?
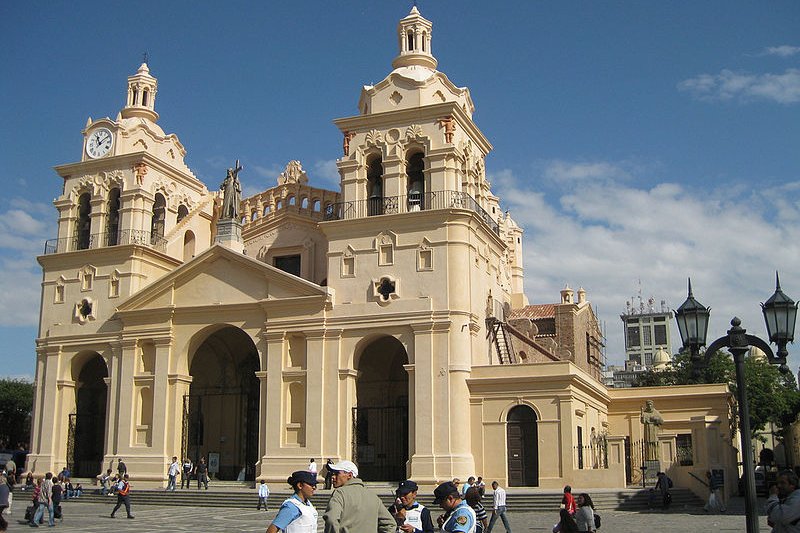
[392,6,437,70]
[121,62,159,122]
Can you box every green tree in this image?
[0,378,34,449]
[632,350,800,440]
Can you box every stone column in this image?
[89,196,106,248]
[321,330,343,462]
[104,342,124,458]
[150,337,173,455]
[408,322,435,479]
[262,331,285,474]
[254,369,268,478]
[114,340,138,460]
[54,379,76,473]
[304,331,326,455]
[382,157,405,211]
[27,345,62,474]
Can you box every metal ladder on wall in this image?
[488,318,517,364]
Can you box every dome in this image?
[652,348,672,371]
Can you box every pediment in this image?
[116,244,329,312]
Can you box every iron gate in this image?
[67,413,105,478]
[352,405,408,481]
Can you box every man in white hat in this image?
[323,460,395,533]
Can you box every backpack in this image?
[593,512,601,528]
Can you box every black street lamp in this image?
[674,274,797,533]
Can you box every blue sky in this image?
[1,1,799,379]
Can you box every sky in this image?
[1,1,799,380]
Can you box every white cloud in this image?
[491,163,800,366]
[313,159,341,189]
[0,200,55,327]
[763,45,800,58]
[678,68,800,104]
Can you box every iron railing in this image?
[43,229,168,255]
[574,435,609,469]
[324,190,500,234]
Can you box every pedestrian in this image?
[307,459,317,477]
[433,481,476,532]
[561,485,576,516]
[51,478,62,512]
[166,456,180,491]
[574,493,595,533]
[323,460,395,533]
[266,470,318,533]
[65,478,74,499]
[30,472,55,527]
[654,472,672,508]
[195,457,209,490]
[74,482,83,497]
[257,479,270,511]
[100,468,112,496]
[461,477,476,497]
[0,474,9,532]
[389,480,434,533]
[324,459,334,490]
[117,458,127,476]
[552,509,579,533]
[703,470,726,513]
[766,469,800,532]
[486,481,511,533]
[110,473,134,519]
[476,477,486,498]
[181,458,193,489]
[466,487,488,533]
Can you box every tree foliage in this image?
[632,350,800,439]
[0,378,34,449]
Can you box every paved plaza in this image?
[5,498,771,532]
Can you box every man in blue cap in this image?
[390,480,434,533]
[433,481,476,533]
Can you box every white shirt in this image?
[308,462,318,474]
[493,487,507,509]
[168,461,181,476]
[258,483,270,498]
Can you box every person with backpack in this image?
[110,473,134,519]
[574,493,595,533]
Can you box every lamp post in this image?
[674,274,797,533]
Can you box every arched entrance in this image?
[507,404,539,486]
[70,354,107,477]
[354,336,409,481]
[186,326,260,481]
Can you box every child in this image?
[257,479,270,511]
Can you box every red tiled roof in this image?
[510,304,556,320]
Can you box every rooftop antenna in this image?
[143,51,149,64]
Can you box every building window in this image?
[55,282,65,304]
[151,193,166,242]
[274,255,301,277]
[379,244,393,266]
[626,325,640,348]
[418,249,432,271]
[406,152,425,211]
[642,326,652,346]
[76,192,92,250]
[367,156,384,216]
[177,204,189,223]
[106,188,121,246]
[654,324,667,345]
[644,352,653,366]
[676,433,693,466]
[342,256,355,278]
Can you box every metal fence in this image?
[324,190,500,234]
[574,435,609,469]
[44,229,168,254]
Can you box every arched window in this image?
[142,89,149,107]
[150,193,166,244]
[407,31,414,51]
[367,155,384,216]
[422,31,427,52]
[132,88,139,106]
[313,199,321,212]
[406,152,425,211]
[106,188,121,246]
[301,197,309,209]
[264,205,271,216]
[76,192,92,250]
[183,230,196,261]
[176,204,189,223]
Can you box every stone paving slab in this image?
[6,500,771,532]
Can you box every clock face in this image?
[86,128,114,159]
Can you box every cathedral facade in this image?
[29,8,737,493]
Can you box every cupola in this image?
[121,62,159,122]
[391,6,438,70]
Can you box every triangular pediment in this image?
[116,244,329,312]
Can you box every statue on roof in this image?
[220,160,242,220]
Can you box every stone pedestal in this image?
[215,219,243,253]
